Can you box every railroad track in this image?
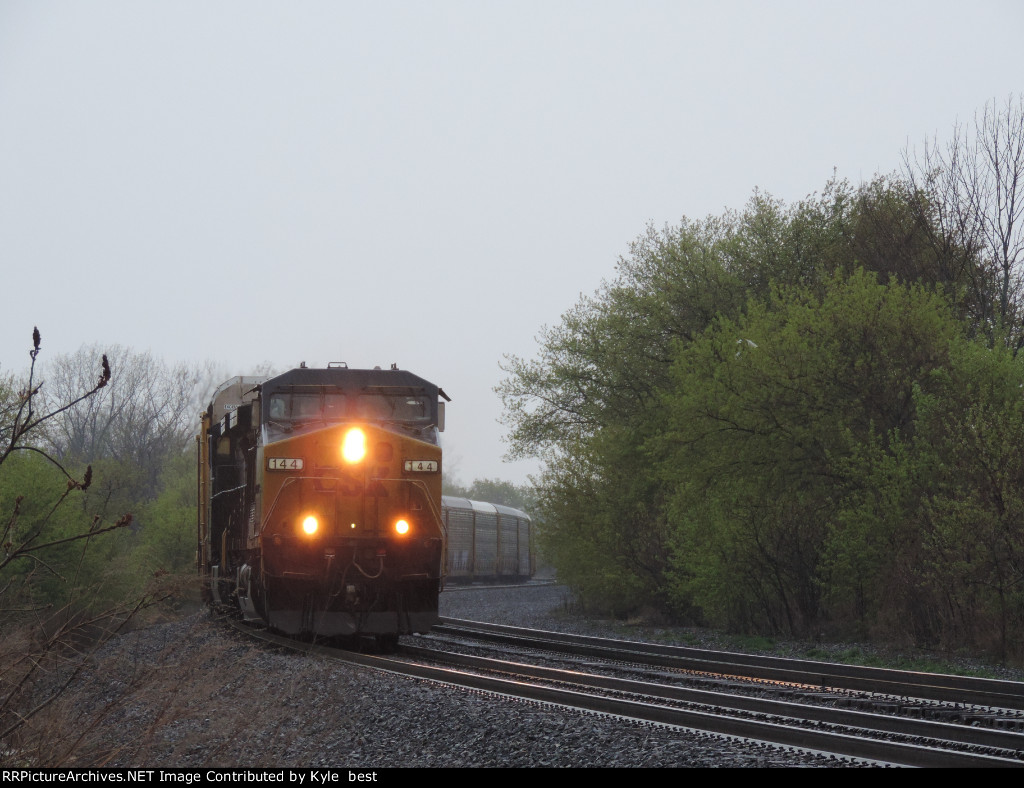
[231,618,1024,767]
[434,618,1024,712]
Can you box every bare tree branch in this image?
[904,94,1024,349]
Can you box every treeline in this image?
[499,97,1024,660]
[443,476,535,512]
[0,343,218,624]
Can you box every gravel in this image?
[27,582,882,768]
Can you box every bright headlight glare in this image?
[342,428,367,463]
[395,519,410,535]
[302,515,318,535]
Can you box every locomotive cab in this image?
[198,364,448,647]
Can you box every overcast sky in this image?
[1,1,1021,485]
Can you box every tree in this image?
[902,342,1024,658]
[904,95,1024,348]
[134,451,198,574]
[464,478,534,511]
[40,345,201,497]
[498,211,753,613]
[0,328,140,603]
[2,330,105,466]
[0,328,154,761]
[498,178,958,620]
[498,213,747,466]
[661,270,963,636]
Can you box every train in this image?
[441,496,534,582]
[196,362,533,649]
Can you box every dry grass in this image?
[0,574,231,767]
[0,589,372,768]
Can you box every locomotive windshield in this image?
[265,385,435,440]
[268,391,346,421]
[354,392,431,422]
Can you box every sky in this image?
[1,1,1021,486]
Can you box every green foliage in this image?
[662,270,962,635]
[0,331,185,624]
[908,344,1024,657]
[498,201,774,615]
[498,211,748,464]
[500,167,1024,660]
[531,441,673,615]
[0,454,143,617]
[0,452,80,608]
[500,178,955,620]
[135,451,199,574]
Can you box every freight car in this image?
[197,363,449,649]
[442,496,533,582]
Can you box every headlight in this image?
[302,515,319,535]
[342,428,367,463]
[394,519,410,536]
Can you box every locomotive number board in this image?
[404,460,438,472]
[267,457,304,470]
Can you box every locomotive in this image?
[197,363,449,649]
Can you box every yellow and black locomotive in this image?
[197,363,449,648]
